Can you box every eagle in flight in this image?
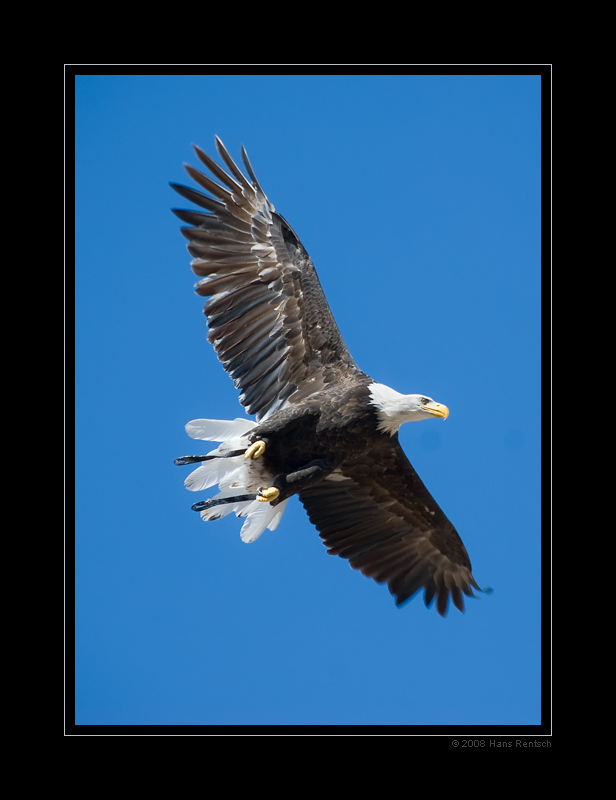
[172,137,480,616]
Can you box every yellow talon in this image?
[245,440,267,460]
[258,486,280,503]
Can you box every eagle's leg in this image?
[259,459,336,505]
[245,439,268,460]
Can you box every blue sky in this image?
[74,74,543,729]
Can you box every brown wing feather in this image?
[299,439,479,615]
[171,137,359,421]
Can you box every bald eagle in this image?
[172,137,480,615]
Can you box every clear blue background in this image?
[74,74,542,727]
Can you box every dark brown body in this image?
[251,376,379,498]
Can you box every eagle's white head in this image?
[368,382,449,436]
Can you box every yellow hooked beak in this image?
[423,401,449,420]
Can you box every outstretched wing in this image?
[171,137,359,421]
[299,440,479,615]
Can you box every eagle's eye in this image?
[420,397,430,405]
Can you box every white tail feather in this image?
[183,417,289,542]
[185,455,244,492]
[186,418,257,441]
[239,498,290,543]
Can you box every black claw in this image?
[175,449,246,466]
[175,455,209,466]
[192,493,258,512]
